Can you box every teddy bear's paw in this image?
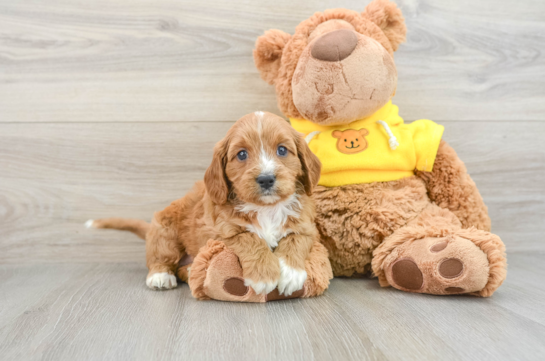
[146,272,177,290]
[383,235,492,295]
[277,258,307,296]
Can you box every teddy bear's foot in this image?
[373,229,506,297]
[186,240,267,302]
[186,239,332,302]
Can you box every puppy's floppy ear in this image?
[363,0,407,51]
[204,138,230,205]
[254,29,291,85]
[294,130,322,196]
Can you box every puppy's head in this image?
[204,111,321,206]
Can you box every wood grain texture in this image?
[0,0,544,122]
[0,253,544,361]
[1,121,543,263]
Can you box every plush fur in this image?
[253,0,507,296]
[90,112,332,300]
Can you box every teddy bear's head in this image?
[254,0,406,126]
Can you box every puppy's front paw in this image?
[278,259,307,296]
[244,278,277,295]
[146,272,177,290]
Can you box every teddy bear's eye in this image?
[356,139,358,141]
[344,139,347,142]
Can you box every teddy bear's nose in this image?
[311,29,358,62]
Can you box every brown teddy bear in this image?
[253,0,507,296]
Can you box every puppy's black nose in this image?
[256,174,276,190]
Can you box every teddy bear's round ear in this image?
[362,0,407,51]
[253,29,291,85]
[332,130,343,138]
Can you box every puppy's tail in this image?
[85,218,150,240]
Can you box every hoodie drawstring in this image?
[376,120,399,150]
[305,130,321,144]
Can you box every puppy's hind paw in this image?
[146,272,177,290]
[278,259,307,296]
[244,279,277,295]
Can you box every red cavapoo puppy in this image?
[88,111,324,297]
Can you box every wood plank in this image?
[0,253,544,360]
[0,0,544,123]
[0,121,232,263]
[0,121,543,263]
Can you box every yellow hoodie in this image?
[290,102,444,187]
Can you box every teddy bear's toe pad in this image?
[438,258,464,278]
[391,259,423,290]
[384,236,490,295]
[223,278,249,296]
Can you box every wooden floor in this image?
[1,0,544,360]
[0,253,544,360]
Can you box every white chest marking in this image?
[237,194,301,249]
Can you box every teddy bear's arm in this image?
[416,140,492,231]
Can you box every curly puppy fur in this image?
[92,112,331,298]
[148,112,324,295]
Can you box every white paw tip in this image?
[85,219,94,228]
[244,279,277,295]
[146,272,177,290]
[278,259,307,296]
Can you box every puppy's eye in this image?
[277,145,288,157]
[237,150,248,161]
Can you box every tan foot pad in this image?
[384,235,490,295]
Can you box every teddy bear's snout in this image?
[311,29,358,62]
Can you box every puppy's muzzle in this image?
[256,174,276,191]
